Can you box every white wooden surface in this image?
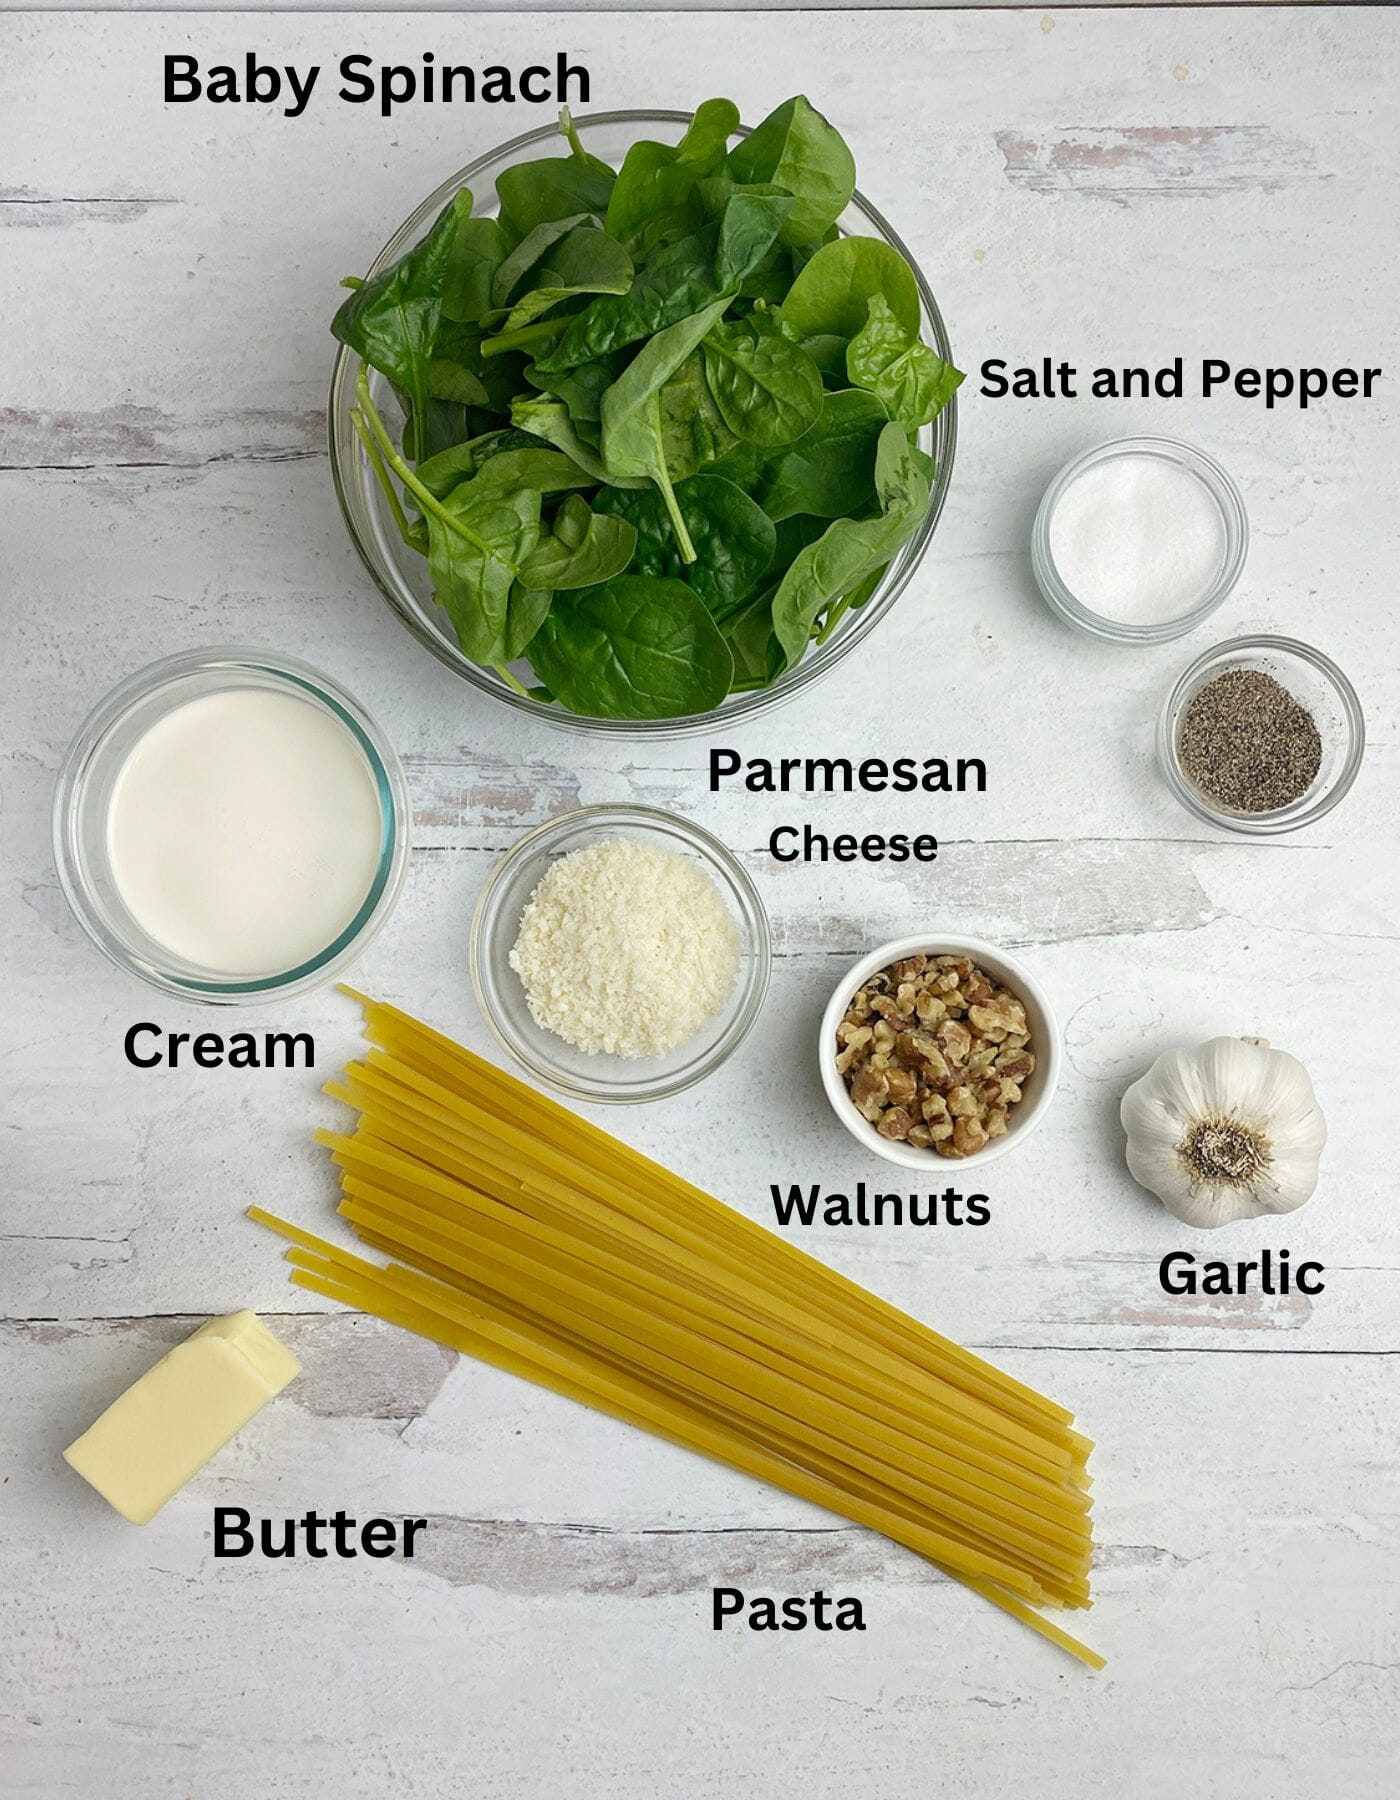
[2,9,1398,1797]
[0,1,1301,13]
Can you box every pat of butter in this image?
[63,1310,300,1524]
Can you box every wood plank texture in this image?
[1,7,1396,1796]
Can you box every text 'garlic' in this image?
[1120,1036,1326,1229]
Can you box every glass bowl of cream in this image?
[1031,436,1249,643]
[53,648,411,1003]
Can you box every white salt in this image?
[1048,452,1228,625]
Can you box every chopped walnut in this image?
[914,989,946,1026]
[968,999,1028,1042]
[885,1066,918,1107]
[849,1067,887,1120]
[835,952,1035,1159]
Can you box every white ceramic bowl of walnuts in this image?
[819,935,1062,1169]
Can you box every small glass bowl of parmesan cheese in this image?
[471,805,771,1104]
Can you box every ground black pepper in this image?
[1178,668,1323,812]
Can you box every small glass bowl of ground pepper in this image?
[1158,636,1364,834]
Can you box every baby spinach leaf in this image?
[469,426,550,459]
[415,426,546,499]
[598,298,731,558]
[509,397,645,488]
[704,438,768,491]
[415,440,482,499]
[491,212,598,308]
[427,479,542,666]
[527,576,734,718]
[427,362,490,407]
[791,226,839,275]
[526,355,618,428]
[770,423,929,667]
[502,582,554,662]
[428,320,491,407]
[417,326,530,430]
[676,98,744,171]
[781,235,920,341]
[332,200,457,460]
[724,587,785,689]
[402,396,481,463]
[742,273,794,308]
[469,447,597,495]
[755,388,889,520]
[696,175,788,220]
[533,225,725,372]
[657,351,738,478]
[496,156,614,242]
[725,95,856,246]
[793,331,850,382]
[595,474,776,619]
[354,372,544,664]
[847,292,963,428]
[517,494,637,591]
[765,512,830,578]
[552,490,591,549]
[536,194,786,374]
[442,201,509,324]
[495,230,632,338]
[815,563,885,644]
[605,99,739,248]
[715,192,794,289]
[701,314,823,446]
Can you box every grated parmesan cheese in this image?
[508,839,741,1058]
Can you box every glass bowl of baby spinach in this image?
[328,101,959,735]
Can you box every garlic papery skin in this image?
[1120,1037,1326,1229]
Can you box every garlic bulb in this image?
[1120,1037,1326,1229]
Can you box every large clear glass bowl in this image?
[329,109,957,738]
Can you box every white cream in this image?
[106,688,384,977]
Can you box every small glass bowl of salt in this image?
[1031,436,1248,643]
